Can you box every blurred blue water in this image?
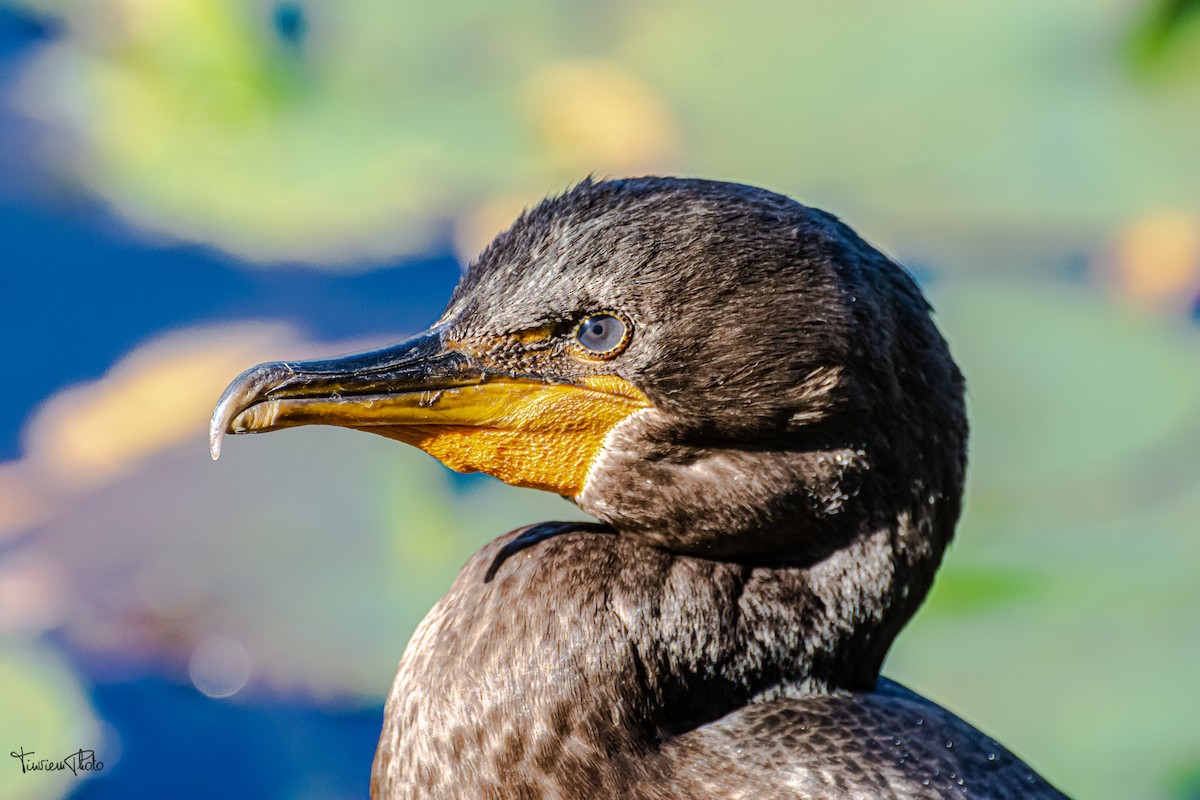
[71,677,382,800]
[0,198,460,460]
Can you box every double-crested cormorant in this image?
[212,177,1068,799]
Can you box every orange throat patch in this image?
[368,374,650,496]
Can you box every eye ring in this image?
[571,311,632,359]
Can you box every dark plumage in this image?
[213,177,1069,799]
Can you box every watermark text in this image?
[10,748,104,776]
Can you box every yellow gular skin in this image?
[231,375,650,497]
[377,375,648,496]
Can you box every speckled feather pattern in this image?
[662,682,1062,799]
[372,528,1065,799]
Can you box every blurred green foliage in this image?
[0,644,99,800]
[1129,0,1200,77]
[8,0,1200,267]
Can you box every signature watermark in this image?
[10,748,104,776]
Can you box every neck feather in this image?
[371,504,942,798]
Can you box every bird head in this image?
[213,177,967,569]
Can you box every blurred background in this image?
[1,1,1198,798]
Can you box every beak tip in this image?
[210,360,286,462]
[209,410,226,461]
[210,375,250,462]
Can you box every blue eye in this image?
[574,313,630,356]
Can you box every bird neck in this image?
[371,511,935,796]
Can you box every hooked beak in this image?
[210,326,649,497]
[210,326,478,460]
